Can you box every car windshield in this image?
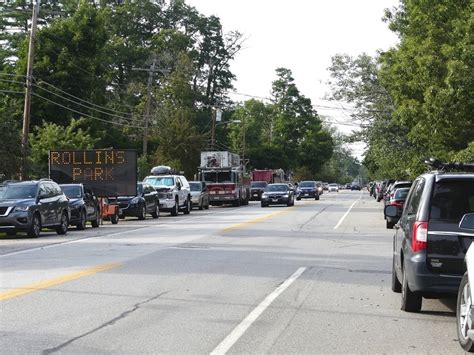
[2,184,37,199]
[144,176,175,187]
[299,182,315,188]
[251,182,267,188]
[266,184,288,192]
[430,180,474,222]
[61,185,83,198]
[189,183,201,192]
[329,183,338,187]
[394,188,409,199]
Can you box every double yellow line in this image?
[0,263,121,301]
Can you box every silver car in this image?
[189,181,210,210]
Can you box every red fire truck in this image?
[197,151,250,207]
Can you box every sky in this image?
[186,0,401,160]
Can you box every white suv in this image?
[144,168,191,216]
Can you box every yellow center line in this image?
[221,205,301,234]
[0,263,121,301]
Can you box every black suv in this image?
[0,179,70,238]
[116,182,159,220]
[386,163,474,312]
[60,184,100,230]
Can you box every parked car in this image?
[328,183,339,192]
[143,166,191,216]
[261,183,295,207]
[60,184,100,229]
[116,182,160,220]
[189,181,209,210]
[0,179,70,238]
[386,166,474,312]
[456,213,474,352]
[384,187,410,229]
[296,181,320,200]
[383,180,412,206]
[250,181,268,201]
[323,182,329,191]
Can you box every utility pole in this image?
[132,58,169,157]
[210,108,216,150]
[21,0,40,180]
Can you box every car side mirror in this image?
[385,205,399,218]
[460,213,474,230]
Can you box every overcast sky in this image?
[186,0,400,159]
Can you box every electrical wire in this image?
[0,89,24,95]
[34,79,134,118]
[32,82,137,123]
[32,92,145,129]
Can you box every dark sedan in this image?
[250,181,268,201]
[117,183,159,220]
[60,184,100,230]
[261,183,295,207]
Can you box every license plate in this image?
[304,193,308,196]
[272,199,278,202]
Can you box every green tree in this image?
[29,118,98,178]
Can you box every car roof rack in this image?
[150,165,179,175]
[425,158,474,172]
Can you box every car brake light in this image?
[412,221,428,252]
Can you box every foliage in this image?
[28,118,98,178]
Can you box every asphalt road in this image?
[0,190,463,354]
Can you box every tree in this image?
[28,118,98,178]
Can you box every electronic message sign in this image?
[49,149,137,197]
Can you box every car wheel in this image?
[296,197,301,201]
[205,199,210,210]
[457,273,474,352]
[56,212,68,235]
[386,220,395,229]
[315,195,319,200]
[171,198,179,216]
[110,214,119,224]
[76,209,86,230]
[27,214,41,238]
[91,208,100,228]
[401,264,422,312]
[138,204,146,220]
[261,203,267,208]
[183,198,191,215]
[198,197,204,210]
[151,202,160,219]
[391,255,402,293]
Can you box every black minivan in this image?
[387,170,474,312]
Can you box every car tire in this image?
[91,208,100,228]
[391,256,402,293]
[76,209,86,230]
[205,200,210,210]
[110,214,119,224]
[151,202,160,219]
[138,204,146,220]
[386,220,395,229]
[183,198,191,215]
[198,198,204,210]
[171,198,179,216]
[27,213,41,238]
[401,265,422,312]
[261,202,267,207]
[296,197,301,201]
[55,212,68,235]
[315,195,320,200]
[457,273,474,352]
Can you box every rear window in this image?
[430,180,474,222]
[394,188,409,199]
[251,182,267,188]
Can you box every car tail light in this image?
[389,200,404,208]
[412,221,428,252]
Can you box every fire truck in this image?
[197,151,250,207]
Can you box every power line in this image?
[32,92,144,129]
[34,79,134,117]
[32,82,136,123]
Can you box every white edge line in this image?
[0,226,147,259]
[210,267,307,355]
[333,193,361,230]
